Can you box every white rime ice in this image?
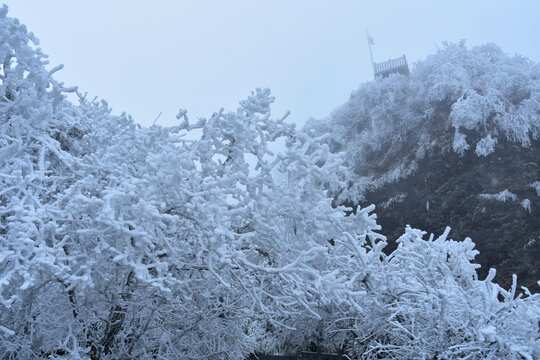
[479,190,533,213]
[530,181,540,197]
[0,7,539,360]
[479,189,518,202]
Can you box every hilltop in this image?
[306,41,540,289]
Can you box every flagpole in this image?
[366,29,375,76]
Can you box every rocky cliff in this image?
[362,138,540,291]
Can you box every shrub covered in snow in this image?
[479,189,518,202]
[530,181,540,197]
[479,190,533,212]
[344,227,540,359]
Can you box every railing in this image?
[374,55,409,77]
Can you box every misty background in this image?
[7,0,540,127]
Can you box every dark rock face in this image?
[361,139,540,291]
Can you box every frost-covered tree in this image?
[0,7,380,357]
[342,227,540,359]
[0,5,82,354]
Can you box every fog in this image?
[7,0,540,127]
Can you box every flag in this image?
[367,34,375,46]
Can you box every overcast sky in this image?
[6,1,540,128]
